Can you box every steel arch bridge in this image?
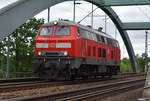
[1,0,150,72]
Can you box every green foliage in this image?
[0,18,44,74]
[136,53,146,72]
[120,58,133,72]
[120,53,149,73]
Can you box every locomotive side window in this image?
[101,36,105,43]
[97,35,102,42]
[104,37,108,44]
[103,48,106,58]
[39,27,53,36]
[115,41,120,47]
[55,26,70,36]
[111,51,114,59]
[92,34,98,41]
[107,38,112,45]
[76,27,80,37]
[88,32,93,40]
[112,40,118,47]
[116,41,120,47]
[80,29,88,39]
[88,46,91,56]
[93,46,96,56]
[112,40,115,47]
[98,48,101,57]
[86,31,90,38]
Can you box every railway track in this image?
[0,77,44,89]
[0,73,145,93]
[0,77,41,83]
[57,79,144,101]
[6,78,145,101]
[0,73,146,100]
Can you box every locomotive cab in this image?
[34,21,82,80]
[35,22,81,57]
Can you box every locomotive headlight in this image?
[38,51,42,56]
[64,51,68,56]
[54,21,58,25]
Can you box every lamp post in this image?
[104,14,107,33]
[48,7,50,22]
[6,36,10,78]
[73,0,76,22]
[73,0,82,22]
[91,4,93,28]
[145,30,148,72]
[114,25,117,39]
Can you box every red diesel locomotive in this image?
[34,20,120,80]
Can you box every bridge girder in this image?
[122,22,150,30]
[1,0,146,72]
[86,0,150,6]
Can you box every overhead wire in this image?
[68,1,105,18]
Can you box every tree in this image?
[136,53,148,72]
[0,18,44,74]
[120,58,132,72]
[120,54,149,73]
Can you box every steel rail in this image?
[56,80,144,101]
[7,78,145,101]
[0,73,145,93]
[0,77,41,83]
[0,81,47,87]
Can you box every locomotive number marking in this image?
[48,43,56,48]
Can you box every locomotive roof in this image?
[42,20,116,40]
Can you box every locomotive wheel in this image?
[48,67,59,80]
[48,61,60,80]
[33,60,41,76]
[61,66,72,80]
[39,61,60,80]
[82,76,88,79]
[64,70,71,80]
[38,67,59,80]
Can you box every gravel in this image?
[0,76,145,100]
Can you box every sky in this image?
[1,0,150,58]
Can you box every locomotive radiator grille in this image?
[38,51,68,56]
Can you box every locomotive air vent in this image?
[46,52,59,56]
[43,51,68,56]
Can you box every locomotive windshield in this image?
[39,27,53,36]
[55,26,70,36]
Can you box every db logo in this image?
[49,43,56,48]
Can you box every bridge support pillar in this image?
[138,67,150,101]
